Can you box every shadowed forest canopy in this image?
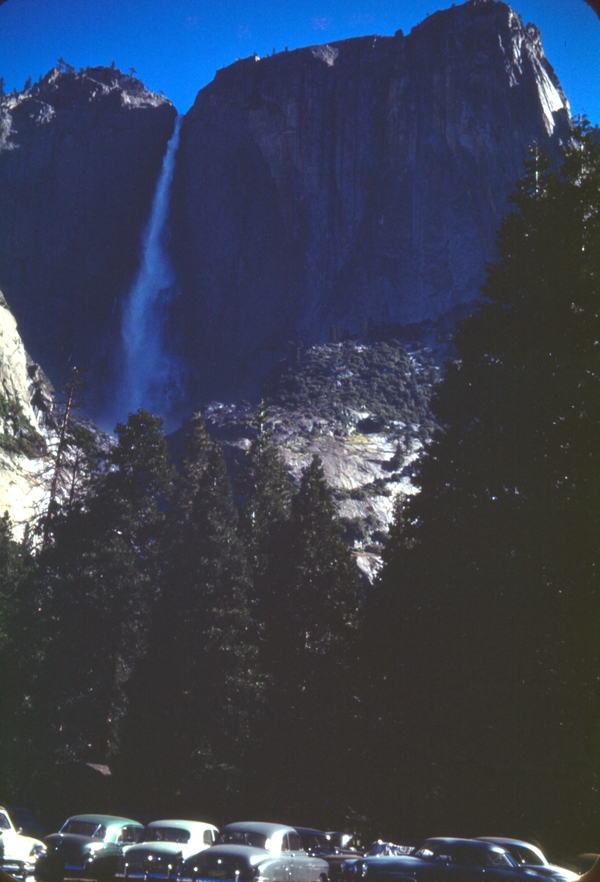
[367,120,600,850]
[0,122,598,853]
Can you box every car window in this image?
[94,825,107,840]
[0,814,11,831]
[301,835,327,851]
[118,827,142,844]
[282,835,290,852]
[219,832,267,849]
[288,834,302,852]
[514,848,544,866]
[486,851,515,867]
[448,847,481,866]
[61,821,103,837]
[203,830,215,845]
[146,828,191,844]
[414,847,435,859]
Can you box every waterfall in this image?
[118,114,183,423]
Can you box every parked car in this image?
[294,827,361,882]
[117,820,218,880]
[178,821,330,882]
[36,814,144,881]
[477,839,579,882]
[341,841,422,882]
[0,805,46,879]
[326,835,363,854]
[354,837,575,882]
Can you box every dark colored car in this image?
[326,836,363,854]
[354,837,571,882]
[341,841,422,882]
[178,821,330,882]
[477,839,579,882]
[36,814,144,881]
[295,828,361,882]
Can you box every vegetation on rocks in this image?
[264,339,440,443]
[0,393,46,458]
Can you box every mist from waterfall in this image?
[117,115,184,426]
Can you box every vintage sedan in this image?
[355,837,574,882]
[477,840,579,882]
[117,820,218,880]
[294,828,362,882]
[0,805,46,879]
[36,814,144,881]
[178,821,330,882]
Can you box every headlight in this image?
[87,842,106,854]
[32,845,47,858]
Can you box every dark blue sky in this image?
[1,0,598,121]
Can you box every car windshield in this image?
[414,847,436,859]
[142,828,191,844]
[507,847,545,866]
[486,851,516,868]
[61,821,106,839]
[0,814,11,831]
[300,835,330,851]
[218,832,268,849]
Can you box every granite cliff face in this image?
[0,66,176,407]
[0,289,54,535]
[171,0,570,402]
[0,0,572,417]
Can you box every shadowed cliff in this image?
[171,0,571,403]
[0,65,177,412]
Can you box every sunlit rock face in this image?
[172,0,570,403]
[0,66,177,405]
[0,290,54,536]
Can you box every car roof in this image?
[223,822,297,837]
[477,840,545,857]
[66,814,143,827]
[295,828,328,837]
[425,838,505,851]
[147,820,217,831]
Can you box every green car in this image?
[36,814,144,881]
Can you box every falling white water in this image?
[118,115,183,421]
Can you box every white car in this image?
[0,806,46,879]
[118,820,218,880]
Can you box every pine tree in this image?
[117,419,262,817]
[370,121,600,847]
[31,410,176,777]
[252,454,362,822]
[237,402,293,588]
[0,515,39,800]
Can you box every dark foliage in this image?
[264,340,439,443]
[367,121,600,850]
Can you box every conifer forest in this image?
[0,122,599,859]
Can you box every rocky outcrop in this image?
[0,66,177,411]
[196,338,438,581]
[0,289,54,535]
[171,0,571,403]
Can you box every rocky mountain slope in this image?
[0,0,572,419]
[0,289,54,535]
[0,65,176,410]
[194,338,440,580]
[171,0,571,403]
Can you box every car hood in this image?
[1,831,45,849]
[524,867,579,882]
[363,856,420,872]
[127,842,189,858]
[46,833,103,847]
[187,845,272,866]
